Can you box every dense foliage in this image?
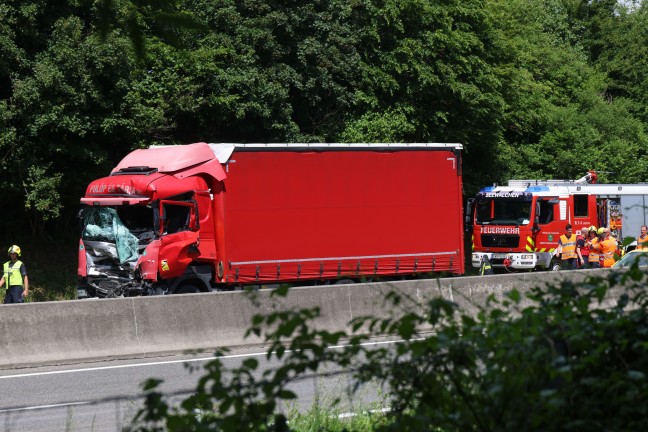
[1,0,648,295]
[1,0,648,237]
[130,267,648,431]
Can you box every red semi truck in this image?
[77,143,464,298]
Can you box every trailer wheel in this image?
[335,278,355,285]
[176,283,200,294]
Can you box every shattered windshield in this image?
[81,206,154,263]
[475,198,532,225]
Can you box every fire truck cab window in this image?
[574,194,588,217]
[538,200,554,224]
[475,198,531,225]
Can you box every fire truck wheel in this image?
[176,283,200,294]
[550,260,561,272]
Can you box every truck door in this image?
[534,197,559,252]
[157,200,200,279]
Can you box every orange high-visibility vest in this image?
[637,235,648,250]
[560,234,578,260]
[588,237,600,263]
[600,238,617,268]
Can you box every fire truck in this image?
[467,171,648,271]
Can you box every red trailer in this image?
[77,143,464,298]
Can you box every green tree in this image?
[7,15,139,234]
[486,0,648,185]
[340,0,505,194]
[592,1,648,126]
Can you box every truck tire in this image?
[176,283,200,294]
[550,260,561,271]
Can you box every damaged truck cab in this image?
[78,144,224,298]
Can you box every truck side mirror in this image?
[189,201,200,231]
[153,206,162,235]
[161,207,168,234]
[465,198,475,231]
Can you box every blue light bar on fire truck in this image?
[476,190,533,200]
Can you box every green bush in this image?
[130,267,648,431]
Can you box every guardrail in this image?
[0,269,617,368]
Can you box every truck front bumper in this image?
[472,252,544,270]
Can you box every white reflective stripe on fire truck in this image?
[231,251,457,266]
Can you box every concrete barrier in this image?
[0,269,624,368]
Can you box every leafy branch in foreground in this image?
[131,264,648,431]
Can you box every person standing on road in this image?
[558,224,583,270]
[600,228,618,268]
[0,245,29,304]
[480,255,494,275]
[637,225,648,250]
[586,227,601,268]
[577,227,590,268]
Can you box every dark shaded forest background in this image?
[1,0,647,298]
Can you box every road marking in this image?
[0,339,407,380]
[0,401,91,413]
[0,353,254,380]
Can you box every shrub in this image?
[130,266,648,431]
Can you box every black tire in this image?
[550,260,561,271]
[175,283,200,294]
[335,278,355,285]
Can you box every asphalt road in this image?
[0,342,389,432]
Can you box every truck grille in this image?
[481,234,520,248]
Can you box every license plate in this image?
[492,253,507,259]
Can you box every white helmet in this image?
[7,245,21,256]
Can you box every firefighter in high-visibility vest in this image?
[558,224,583,270]
[637,225,648,250]
[599,228,617,268]
[480,255,494,275]
[576,227,589,268]
[586,226,601,268]
[0,245,29,304]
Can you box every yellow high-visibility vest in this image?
[3,260,24,286]
[560,234,578,260]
